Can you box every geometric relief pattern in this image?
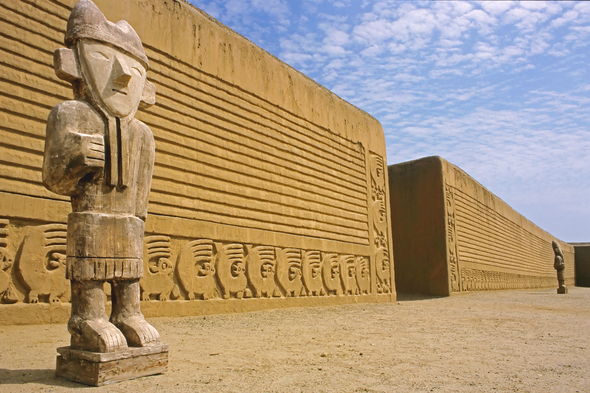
[445,185,461,292]
[461,268,558,291]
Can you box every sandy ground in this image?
[1,287,589,392]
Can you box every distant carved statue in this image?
[552,241,568,294]
[42,0,159,352]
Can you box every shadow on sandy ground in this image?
[395,292,444,301]
[0,369,79,388]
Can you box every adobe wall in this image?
[572,243,590,287]
[389,156,574,296]
[0,0,395,325]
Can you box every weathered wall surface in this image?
[387,157,448,296]
[572,243,590,287]
[389,156,574,296]
[0,0,395,324]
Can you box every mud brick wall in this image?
[572,243,590,287]
[0,0,394,324]
[389,156,574,296]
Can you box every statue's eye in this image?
[91,51,110,61]
[131,67,144,76]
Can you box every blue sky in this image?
[188,0,590,242]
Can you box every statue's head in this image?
[54,0,155,117]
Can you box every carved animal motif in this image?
[0,219,17,303]
[276,248,303,297]
[245,245,276,298]
[0,249,12,300]
[215,243,247,299]
[301,250,323,296]
[339,255,358,295]
[370,153,392,294]
[322,252,341,296]
[355,256,371,294]
[375,247,391,294]
[177,239,217,300]
[140,236,179,301]
[18,224,69,303]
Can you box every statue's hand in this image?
[82,134,105,169]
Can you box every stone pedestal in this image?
[557,286,568,294]
[56,344,169,386]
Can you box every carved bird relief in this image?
[322,252,341,296]
[177,239,217,300]
[375,247,391,294]
[140,235,179,301]
[355,256,371,294]
[18,224,69,303]
[0,219,17,303]
[339,254,358,295]
[245,245,276,298]
[301,250,324,296]
[215,243,247,299]
[276,248,304,297]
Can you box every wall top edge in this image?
[56,0,384,151]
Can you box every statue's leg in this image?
[558,270,566,288]
[110,279,160,347]
[68,280,127,352]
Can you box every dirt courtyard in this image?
[1,287,589,392]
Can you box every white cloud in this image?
[324,30,349,46]
[481,1,514,16]
[393,73,425,83]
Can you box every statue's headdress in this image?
[65,0,148,67]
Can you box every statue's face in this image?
[78,40,146,117]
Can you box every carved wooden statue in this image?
[42,0,167,385]
[552,241,568,294]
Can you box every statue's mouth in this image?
[112,88,128,95]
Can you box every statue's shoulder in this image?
[48,100,103,127]
[50,100,96,114]
[130,118,154,144]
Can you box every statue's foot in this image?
[70,318,127,353]
[113,315,160,347]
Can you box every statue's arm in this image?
[42,103,105,196]
[135,122,155,221]
[554,255,565,271]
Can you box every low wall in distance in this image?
[0,0,395,325]
[388,156,574,296]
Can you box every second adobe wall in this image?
[389,156,574,296]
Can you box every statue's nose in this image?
[111,56,132,87]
